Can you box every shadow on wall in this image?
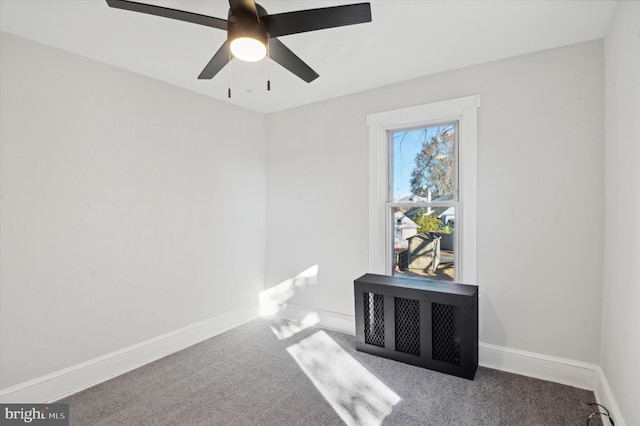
[478,292,505,347]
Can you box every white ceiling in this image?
[0,0,617,114]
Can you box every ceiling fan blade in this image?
[229,0,259,18]
[198,41,231,80]
[269,38,319,83]
[263,3,371,38]
[106,0,227,30]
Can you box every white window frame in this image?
[367,95,480,284]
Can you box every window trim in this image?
[367,95,480,284]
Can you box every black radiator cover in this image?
[354,273,478,380]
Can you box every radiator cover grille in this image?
[394,297,420,356]
[363,292,385,347]
[432,303,461,365]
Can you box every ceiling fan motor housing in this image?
[227,13,269,49]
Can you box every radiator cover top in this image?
[354,273,478,380]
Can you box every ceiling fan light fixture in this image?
[230,36,266,62]
[228,18,268,62]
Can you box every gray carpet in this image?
[61,318,602,425]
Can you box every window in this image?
[390,123,458,281]
[367,96,480,284]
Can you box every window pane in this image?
[392,206,455,282]
[391,124,457,202]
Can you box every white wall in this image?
[0,33,266,389]
[602,2,640,425]
[1,24,619,409]
[266,40,604,363]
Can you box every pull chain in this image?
[267,37,271,91]
[227,48,232,98]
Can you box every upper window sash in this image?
[387,122,460,203]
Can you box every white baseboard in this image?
[272,303,355,335]
[478,342,599,390]
[0,306,259,404]
[593,367,626,426]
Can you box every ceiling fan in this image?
[105,0,372,84]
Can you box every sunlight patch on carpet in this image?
[287,330,401,425]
